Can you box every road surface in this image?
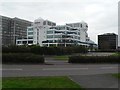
[2,63,118,77]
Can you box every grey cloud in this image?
[0,0,119,43]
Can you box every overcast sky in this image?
[0,0,119,43]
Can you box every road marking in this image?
[0,68,23,71]
[43,68,88,70]
[100,67,118,69]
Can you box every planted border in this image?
[68,55,120,63]
[2,45,88,55]
[2,53,44,64]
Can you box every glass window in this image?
[28,37,33,39]
[54,35,61,38]
[28,28,33,31]
[67,32,76,34]
[49,27,57,29]
[48,40,53,43]
[17,41,21,44]
[35,22,40,24]
[43,21,46,25]
[59,26,65,30]
[23,41,27,44]
[47,21,52,26]
[81,24,82,28]
[55,31,62,33]
[78,32,80,35]
[74,23,79,27]
[86,25,88,28]
[47,31,53,34]
[52,23,56,26]
[75,36,77,39]
[47,35,53,38]
[67,27,70,30]
[28,32,33,35]
[28,41,33,44]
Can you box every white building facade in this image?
[16,18,96,47]
[33,18,56,46]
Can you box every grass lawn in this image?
[53,56,69,61]
[111,53,120,56]
[2,76,82,88]
[112,73,120,79]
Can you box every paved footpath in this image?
[69,74,119,88]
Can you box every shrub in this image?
[30,45,43,54]
[2,45,30,53]
[68,55,120,63]
[2,53,44,64]
[73,46,88,53]
[2,45,88,55]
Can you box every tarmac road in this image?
[2,64,118,77]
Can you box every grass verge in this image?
[112,73,120,79]
[2,76,82,88]
[53,56,69,61]
[111,53,120,56]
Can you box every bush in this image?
[2,53,44,64]
[2,45,88,55]
[2,45,31,53]
[68,55,120,63]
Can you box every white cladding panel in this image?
[80,29,86,42]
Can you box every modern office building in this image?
[16,18,96,47]
[1,16,12,45]
[98,33,118,50]
[16,26,34,45]
[1,15,32,46]
[118,1,120,48]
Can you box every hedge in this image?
[2,45,88,55]
[2,53,44,64]
[2,45,31,53]
[68,55,120,63]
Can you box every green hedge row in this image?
[2,45,88,55]
[2,53,44,64]
[2,45,31,53]
[68,55,120,63]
